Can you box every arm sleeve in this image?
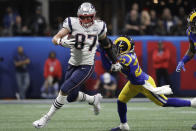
[99,37,118,64]
[99,47,112,71]
[189,38,195,54]
[187,28,195,54]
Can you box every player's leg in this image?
[64,65,102,115]
[141,76,194,107]
[32,65,76,128]
[110,81,139,131]
[33,65,101,128]
[61,65,101,104]
[66,84,102,115]
[142,76,196,130]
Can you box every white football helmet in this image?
[77,2,96,28]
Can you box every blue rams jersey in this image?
[118,53,149,85]
[187,28,196,50]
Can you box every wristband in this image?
[182,55,191,64]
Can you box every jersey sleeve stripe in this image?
[124,55,132,66]
[68,17,73,33]
[98,23,106,37]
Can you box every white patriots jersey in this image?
[63,17,107,66]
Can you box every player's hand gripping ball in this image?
[60,35,76,48]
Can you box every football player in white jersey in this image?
[33,2,122,129]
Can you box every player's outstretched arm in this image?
[98,35,122,72]
[52,28,70,45]
[99,34,117,63]
[176,38,195,72]
[98,47,112,71]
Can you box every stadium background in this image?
[0,0,196,99]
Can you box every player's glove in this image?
[57,35,75,48]
[176,61,186,72]
[111,63,122,72]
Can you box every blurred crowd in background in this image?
[0,0,195,36]
[0,0,195,99]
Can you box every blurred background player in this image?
[175,9,196,130]
[41,51,62,99]
[99,72,117,98]
[13,46,30,99]
[99,36,196,131]
[33,2,121,129]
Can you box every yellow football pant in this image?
[118,76,168,106]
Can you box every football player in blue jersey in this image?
[99,36,196,131]
[176,10,196,72]
[176,10,196,130]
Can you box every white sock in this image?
[47,93,67,118]
[191,98,196,108]
[77,91,95,104]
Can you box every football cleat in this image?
[32,114,50,128]
[93,93,102,115]
[110,123,130,131]
[192,123,196,130]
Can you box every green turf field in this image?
[0,102,196,131]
